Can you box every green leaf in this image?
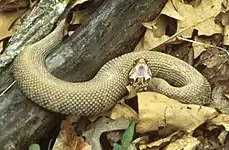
[121,122,135,150]
[28,144,40,150]
[113,143,122,150]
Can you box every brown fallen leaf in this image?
[209,114,229,131]
[135,15,172,51]
[218,130,228,145]
[53,120,91,150]
[195,48,229,113]
[106,131,122,146]
[192,36,214,58]
[82,117,130,150]
[161,0,183,20]
[194,121,228,149]
[164,134,200,150]
[131,136,149,149]
[215,9,229,45]
[110,103,138,122]
[70,0,91,25]
[174,0,222,38]
[135,92,218,133]
[0,0,29,12]
[138,130,200,150]
[71,11,87,25]
[0,9,25,40]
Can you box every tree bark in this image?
[0,0,168,149]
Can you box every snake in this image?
[13,21,211,116]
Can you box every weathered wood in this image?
[0,0,72,70]
[0,0,168,149]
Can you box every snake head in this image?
[129,58,152,92]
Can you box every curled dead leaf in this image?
[209,114,229,131]
[161,0,183,20]
[136,92,218,133]
[0,9,25,40]
[82,117,130,150]
[139,131,200,150]
[53,120,91,150]
[174,0,222,37]
[110,103,138,122]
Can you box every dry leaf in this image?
[0,41,3,53]
[209,114,229,131]
[109,86,139,122]
[161,0,183,20]
[131,136,149,149]
[139,131,184,149]
[192,36,208,58]
[224,25,229,45]
[83,117,130,150]
[192,36,211,58]
[0,0,29,12]
[135,15,172,51]
[53,120,91,150]
[139,131,200,150]
[71,1,92,25]
[69,0,89,25]
[142,21,156,30]
[174,0,223,37]
[135,92,218,133]
[216,11,229,45]
[195,49,229,113]
[110,103,138,122]
[165,134,200,150]
[218,130,228,145]
[0,10,25,40]
[74,0,88,5]
[71,0,101,29]
[139,131,177,149]
[71,11,86,25]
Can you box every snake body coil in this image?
[13,22,211,116]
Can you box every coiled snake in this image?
[13,21,211,116]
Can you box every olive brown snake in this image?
[13,21,211,116]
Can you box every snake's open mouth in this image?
[129,58,152,82]
[129,58,152,92]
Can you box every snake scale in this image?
[13,21,211,116]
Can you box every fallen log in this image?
[0,0,168,149]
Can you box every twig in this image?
[0,80,16,97]
[153,15,216,49]
[177,36,229,56]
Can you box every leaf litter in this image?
[2,0,229,149]
[95,0,229,149]
[49,0,229,149]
